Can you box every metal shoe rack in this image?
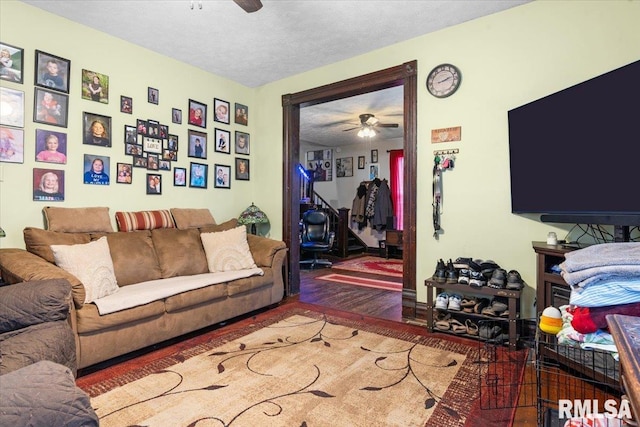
[425,279,523,349]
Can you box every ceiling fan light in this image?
[357,129,365,138]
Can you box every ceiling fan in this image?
[233,0,263,13]
[343,113,399,137]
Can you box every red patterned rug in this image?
[331,256,403,278]
[316,273,402,292]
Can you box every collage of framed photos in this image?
[0,40,254,201]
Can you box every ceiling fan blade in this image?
[233,0,263,13]
[342,126,361,132]
[377,123,399,128]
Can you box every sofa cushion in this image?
[43,206,113,233]
[226,267,273,296]
[200,226,257,272]
[51,237,119,303]
[151,228,208,278]
[75,300,165,334]
[92,230,162,286]
[24,227,91,264]
[198,218,239,234]
[115,209,175,232]
[171,208,216,229]
[164,282,228,313]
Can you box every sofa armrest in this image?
[247,234,288,268]
[0,279,72,334]
[0,249,86,308]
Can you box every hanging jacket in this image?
[351,183,367,230]
[372,180,394,231]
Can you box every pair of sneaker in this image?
[487,268,507,288]
[506,270,524,290]
[432,259,458,284]
[435,292,462,311]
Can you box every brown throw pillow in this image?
[151,228,208,278]
[24,227,91,264]
[43,207,113,232]
[171,208,216,230]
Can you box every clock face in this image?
[427,64,461,98]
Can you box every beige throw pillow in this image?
[51,236,119,303]
[200,226,257,272]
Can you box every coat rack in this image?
[433,148,459,156]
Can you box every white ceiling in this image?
[21,0,530,146]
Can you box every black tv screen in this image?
[507,60,640,225]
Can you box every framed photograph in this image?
[83,112,111,146]
[81,69,109,103]
[213,98,230,124]
[120,96,132,114]
[83,154,110,185]
[0,126,24,163]
[146,153,159,170]
[235,157,249,181]
[172,108,182,124]
[133,156,147,168]
[371,149,378,163]
[306,149,333,182]
[188,99,207,128]
[146,173,162,194]
[33,168,64,201]
[146,119,160,138]
[188,129,207,159]
[358,155,365,169]
[0,87,24,127]
[336,156,353,177]
[234,102,248,126]
[0,42,24,83]
[214,128,231,154]
[34,50,70,93]
[159,159,171,171]
[33,88,67,128]
[116,162,132,184]
[167,133,178,151]
[369,164,379,180]
[159,124,168,139]
[189,162,208,188]
[235,131,250,155]
[142,136,162,154]
[35,129,67,164]
[124,124,137,144]
[174,167,187,186]
[148,87,159,105]
[136,119,148,135]
[214,164,231,188]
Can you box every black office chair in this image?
[300,209,335,269]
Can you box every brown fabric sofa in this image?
[0,208,288,370]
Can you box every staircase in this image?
[305,191,367,258]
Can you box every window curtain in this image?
[389,149,404,230]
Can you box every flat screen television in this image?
[507,60,640,239]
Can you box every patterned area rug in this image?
[331,256,403,278]
[317,273,402,292]
[78,305,517,427]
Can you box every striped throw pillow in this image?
[115,210,175,232]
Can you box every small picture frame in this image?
[188,99,207,128]
[235,157,249,181]
[213,98,230,124]
[371,149,378,163]
[35,129,67,164]
[81,69,109,103]
[83,112,111,146]
[189,162,208,188]
[34,88,68,128]
[142,136,162,154]
[33,168,64,201]
[234,102,248,126]
[146,173,162,194]
[369,164,379,180]
[116,162,132,184]
[159,159,171,171]
[146,119,160,138]
[174,167,187,186]
[124,125,137,144]
[0,125,24,163]
[148,87,159,105]
[34,50,70,93]
[83,154,110,185]
[133,156,147,168]
[358,155,365,169]
[146,153,159,170]
[336,157,353,177]
[136,119,148,135]
[1,87,24,127]
[0,42,24,83]
[188,129,207,159]
[172,108,182,124]
[214,163,231,188]
[235,131,250,155]
[214,128,231,154]
[120,96,133,114]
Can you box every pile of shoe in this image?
[432,256,524,290]
[480,297,510,317]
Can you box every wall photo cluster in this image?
[0,39,254,203]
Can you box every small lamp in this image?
[237,202,269,235]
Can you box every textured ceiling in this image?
[20,0,530,146]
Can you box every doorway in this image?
[282,61,418,319]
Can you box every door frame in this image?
[282,60,418,318]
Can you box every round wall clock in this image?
[426,64,462,98]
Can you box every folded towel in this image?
[561,264,640,287]
[570,277,640,307]
[561,242,640,273]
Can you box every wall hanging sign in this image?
[431,126,461,143]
